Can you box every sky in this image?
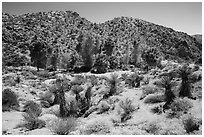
[2,2,202,35]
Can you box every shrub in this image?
[71,85,84,95]
[108,56,120,70]
[125,72,143,88]
[156,76,177,110]
[23,100,42,117]
[83,118,112,134]
[61,51,78,71]
[151,105,163,114]
[50,117,77,135]
[80,35,98,69]
[97,101,110,114]
[30,39,47,71]
[141,47,160,67]
[182,114,200,134]
[177,64,193,98]
[104,73,120,98]
[144,94,165,104]
[19,113,46,130]
[143,121,161,135]
[37,70,50,78]
[140,85,161,100]
[39,91,55,108]
[166,98,193,118]
[77,96,90,117]
[118,98,137,122]
[91,53,109,74]
[2,88,19,112]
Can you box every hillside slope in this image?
[2,11,202,69]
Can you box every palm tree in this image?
[177,64,193,98]
[156,76,176,110]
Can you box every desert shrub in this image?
[108,56,120,70]
[97,101,110,114]
[118,98,137,122]
[143,121,161,135]
[182,114,201,134]
[104,73,120,98]
[141,47,161,67]
[71,85,84,101]
[36,70,50,78]
[156,76,177,110]
[177,64,193,98]
[166,98,193,118]
[79,35,98,69]
[140,85,161,100]
[61,96,79,118]
[91,53,109,74]
[71,75,86,85]
[23,100,42,117]
[61,51,78,71]
[83,118,112,134]
[88,75,98,86]
[125,72,143,88]
[20,113,46,130]
[142,77,150,85]
[50,117,77,135]
[2,88,19,112]
[85,85,92,103]
[71,85,84,95]
[144,94,165,104]
[39,91,55,108]
[77,96,90,117]
[151,105,163,114]
[160,120,186,135]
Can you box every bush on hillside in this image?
[50,117,77,135]
[2,88,19,112]
[23,100,42,117]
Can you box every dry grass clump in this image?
[117,98,138,122]
[142,121,161,135]
[97,100,110,114]
[140,85,161,100]
[82,117,113,135]
[144,94,165,104]
[182,114,201,134]
[17,113,46,130]
[166,97,193,118]
[23,100,42,116]
[150,105,163,114]
[49,117,77,135]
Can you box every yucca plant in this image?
[55,78,72,118]
[71,85,84,101]
[118,98,137,122]
[156,76,176,110]
[105,73,120,97]
[177,64,193,98]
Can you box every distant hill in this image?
[2,11,202,68]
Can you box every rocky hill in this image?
[2,11,202,70]
[192,34,202,45]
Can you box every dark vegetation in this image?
[2,11,202,72]
[2,11,202,135]
[2,88,19,112]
